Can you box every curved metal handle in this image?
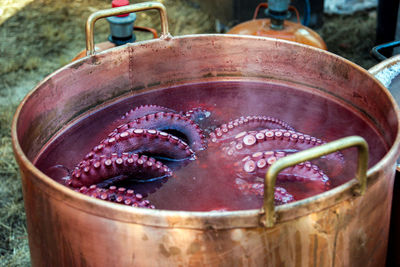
[85,2,169,56]
[261,136,369,227]
[253,3,269,20]
[133,25,158,39]
[371,40,400,61]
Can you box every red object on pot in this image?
[112,0,130,17]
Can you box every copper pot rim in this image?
[11,34,400,229]
[369,54,400,76]
[369,54,400,173]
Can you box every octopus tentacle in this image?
[116,177,169,197]
[75,185,155,208]
[226,129,323,154]
[97,105,177,141]
[224,129,344,176]
[235,151,330,189]
[120,104,176,123]
[85,128,195,161]
[274,187,296,205]
[111,112,207,152]
[58,100,345,209]
[234,178,295,205]
[183,107,211,125]
[209,115,295,144]
[70,153,172,188]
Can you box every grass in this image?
[0,104,30,267]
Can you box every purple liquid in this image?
[34,80,388,211]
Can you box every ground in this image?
[0,0,379,265]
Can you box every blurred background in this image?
[0,0,397,265]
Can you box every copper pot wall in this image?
[369,54,400,266]
[11,2,400,266]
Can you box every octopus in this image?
[207,116,343,206]
[62,104,344,209]
[64,105,207,208]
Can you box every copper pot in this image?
[11,2,400,266]
[369,51,400,266]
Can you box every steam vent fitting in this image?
[267,0,290,29]
[107,0,137,45]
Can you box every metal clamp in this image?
[85,2,169,56]
[252,3,300,24]
[261,136,369,227]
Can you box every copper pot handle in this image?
[85,2,170,56]
[368,60,400,171]
[371,41,400,61]
[133,25,158,39]
[369,56,400,89]
[261,135,369,227]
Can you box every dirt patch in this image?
[0,0,379,265]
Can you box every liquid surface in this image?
[35,80,388,211]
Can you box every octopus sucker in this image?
[234,178,295,205]
[120,104,176,123]
[227,129,344,177]
[182,107,211,126]
[90,105,177,143]
[66,105,209,208]
[59,103,345,209]
[85,128,195,161]
[111,112,207,152]
[210,115,295,144]
[76,185,155,209]
[70,153,172,188]
[235,151,330,191]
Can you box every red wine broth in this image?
[34,80,388,211]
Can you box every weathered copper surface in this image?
[369,55,400,266]
[11,5,400,265]
[369,54,400,116]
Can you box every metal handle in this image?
[85,2,169,56]
[133,26,158,39]
[368,56,400,171]
[261,136,369,227]
[371,40,400,61]
[252,3,269,20]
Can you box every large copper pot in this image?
[11,2,400,266]
[369,53,400,266]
